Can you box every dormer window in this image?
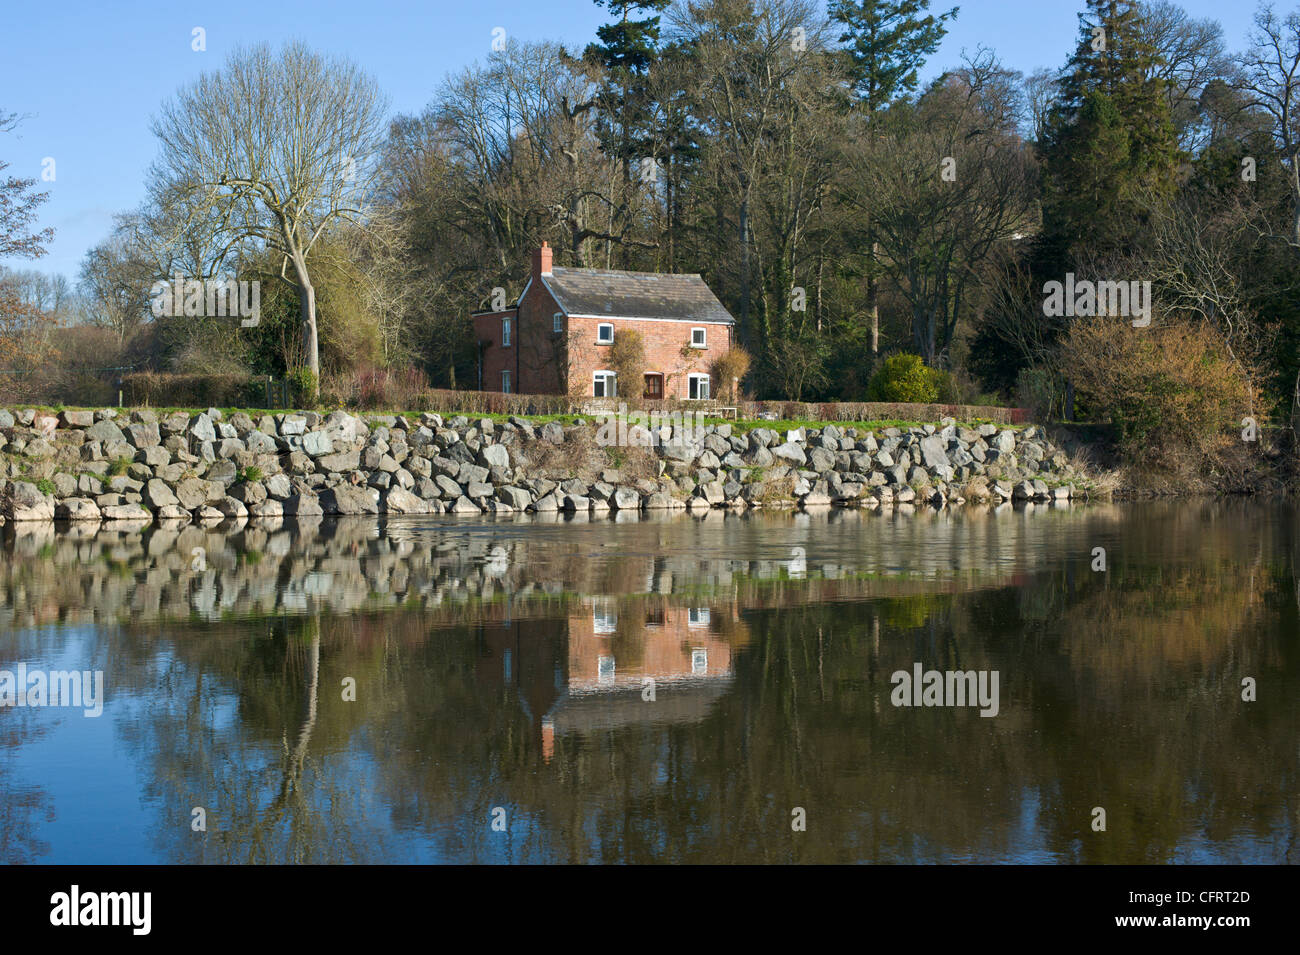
[691,327,706,348]
[597,323,614,344]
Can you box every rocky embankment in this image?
[0,407,1093,523]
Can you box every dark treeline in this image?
[3,0,1299,483]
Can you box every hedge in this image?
[116,375,1028,425]
[416,390,1028,425]
[122,373,264,408]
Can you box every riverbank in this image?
[0,406,1107,523]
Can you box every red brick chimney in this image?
[532,241,553,279]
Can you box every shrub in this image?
[288,367,319,407]
[868,354,948,403]
[323,363,430,410]
[122,372,260,407]
[35,478,56,496]
[607,329,646,398]
[711,347,753,401]
[1059,317,1255,478]
[237,465,264,483]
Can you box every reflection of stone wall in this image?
[0,503,1130,629]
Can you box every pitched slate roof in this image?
[544,266,735,325]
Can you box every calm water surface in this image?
[1,500,1296,863]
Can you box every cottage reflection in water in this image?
[476,597,747,760]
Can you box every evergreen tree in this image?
[1040,0,1179,261]
[829,0,956,359]
[830,0,958,115]
[584,0,671,167]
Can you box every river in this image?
[0,500,1296,863]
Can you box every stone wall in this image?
[0,407,1089,524]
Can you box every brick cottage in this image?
[472,244,736,401]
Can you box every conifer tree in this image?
[830,0,956,357]
[1041,0,1179,261]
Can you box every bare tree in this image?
[845,52,1039,362]
[78,216,156,344]
[667,0,840,365]
[1022,68,1060,143]
[148,41,389,382]
[1,106,54,261]
[1242,4,1300,245]
[1138,0,1235,151]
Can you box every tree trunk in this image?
[740,196,750,331]
[299,280,319,381]
[868,266,879,355]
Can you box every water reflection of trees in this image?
[2,501,1296,862]
[107,573,1295,862]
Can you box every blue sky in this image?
[0,0,1265,281]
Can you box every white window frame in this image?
[501,316,511,347]
[691,648,708,674]
[596,322,614,344]
[688,607,711,628]
[690,327,707,348]
[593,604,617,634]
[553,312,564,334]
[593,370,617,398]
[597,655,616,685]
[688,373,710,400]
[501,369,511,393]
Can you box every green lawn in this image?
[6,404,1024,437]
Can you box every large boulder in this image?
[3,481,54,521]
[478,443,510,470]
[282,493,324,517]
[174,478,209,510]
[382,487,429,514]
[126,421,161,449]
[229,481,268,506]
[301,431,334,457]
[918,434,951,471]
[695,480,725,505]
[23,438,56,459]
[60,410,95,428]
[86,418,128,445]
[771,442,807,466]
[213,496,248,519]
[143,479,179,509]
[318,485,380,515]
[101,502,152,521]
[316,450,360,473]
[184,414,216,444]
[56,498,102,521]
[322,411,366,444]
[245,431,278,455]
[612,487,642,511]
[434,474,464,499]
[808,446,836,473]
[496,486,531,510]
[249,499,284,519]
